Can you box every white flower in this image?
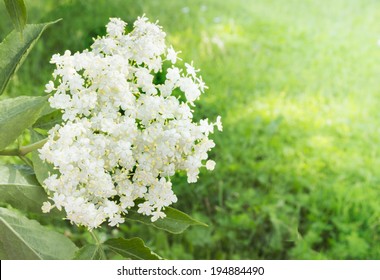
[205,160,216,171]
[215,116,223,131]
[151,211,166,222]
[39,16,222,229]
[109,214,125,227]
[185,62,199,78]
[106,18,127,37]
[200,118,214,136]
[104,201,119,216]
[52,193,65,211]
[42,201,53,213]
[45,81,55,93]
[167,46,181,64]
[166,67,181,83]
[179,77,201,103]
[137,201,153,216]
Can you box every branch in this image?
[0,138,47,156]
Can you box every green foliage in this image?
[30,130,57,185]
[0,20,59,95]
[32,108,62,130]
[0,207,78,259]
[0,164,47,213]
[4,0,27,34]
[104,238,161,260]
[0,95,47,150]
[126,204,208,234]
[74,244,106,260]
[74,238,161,260]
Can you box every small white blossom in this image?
[185,62,199,78]
[151,211,166,222]
[167,46,181,64]
[106,18,127,37]
[215,116,223,131]
[205,160,216,171]
[39,16,222,229]
[45,81,55,93]
[109,214,125,227]
[137,201,153,216]
[42,201,53,213]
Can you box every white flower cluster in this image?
[39,16,222,229]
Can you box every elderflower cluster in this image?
[39,16,222,229]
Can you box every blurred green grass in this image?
[2,0,380,259]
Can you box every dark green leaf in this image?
[0,164,47,213]
[0,95,48,150]
[30,130,58,186]
[104,237,161,260]
[0,20,60,95]
[4,0,27,34]
[0,207,78,259]
[33,108,63,130]
[73,244,106,260]
[126,206,208,234]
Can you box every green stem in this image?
[0,148,19,156]
[19,155,33,167]
[0,138,47,157]
[90,231,101,245]
[89,230,107,259]
[19,138,48,156]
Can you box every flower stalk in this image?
[0,138,47,156]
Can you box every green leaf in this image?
[0,207,78,259]
[104,237,161,260]
[0,95,48,150]
[32,108,63,131]
[73,244,106,260]
[0,164,47,213]
[126,206,208,234]
[30,130,58,186]
[4,0,27,34]
[0,20,60,95]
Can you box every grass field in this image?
[2,0,380,259]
